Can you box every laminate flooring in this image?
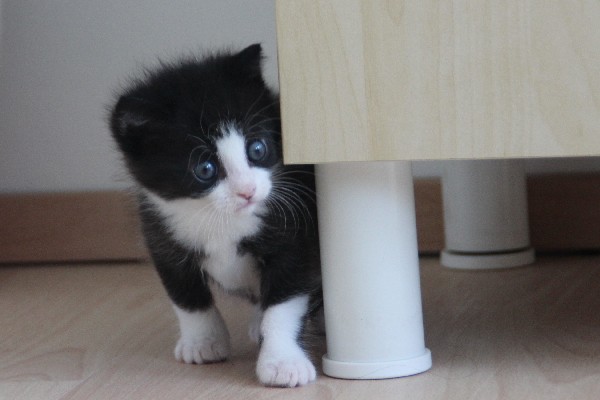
[2,255,600,399]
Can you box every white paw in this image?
[174,336,230,364]
[256,349,316,387]
[172,305,230,364]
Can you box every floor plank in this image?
[1,255,600,399]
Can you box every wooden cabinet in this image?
[276,0,600,163]
[276,0,600,381]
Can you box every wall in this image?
[0,1,3,63]
[0,1,598,193]
[412,157,600,178]
[0,0,278,193]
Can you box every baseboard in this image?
[527,174,600,252]
[1,174,599,264]
[0,191,147,264]
[415,174,600,253]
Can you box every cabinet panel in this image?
[276,0,600,163]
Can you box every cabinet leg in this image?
[441,160,535,269]
[315,161,431,379]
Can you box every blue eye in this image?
[193,160,217,181]
[247,139,268,162]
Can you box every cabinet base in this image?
[322,350,432,380]
[441,247,535,270]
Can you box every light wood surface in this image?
[276,0,600,163]
[2,256,600,399]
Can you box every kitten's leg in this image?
[256,295,316,387]
[248,305,263,344]
[312,307,326,336]
[173,304,230,364]
[168,293,231,365]
[150,249,230,363]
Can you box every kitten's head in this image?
[110,44,280,216]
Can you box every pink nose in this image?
[237,186,256,201]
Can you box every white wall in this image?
[0,1,3,63]
[0,1,598,193]
[0,0,278,193]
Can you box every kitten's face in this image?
[110,44,282,218]
[188,122,276,216]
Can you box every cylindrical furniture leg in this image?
[441,159,535,269]
[316,161,432,379]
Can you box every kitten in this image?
[109,44,321,387]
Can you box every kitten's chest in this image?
[202,240,260,299]
[146,192,262,298]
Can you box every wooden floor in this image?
[2,255,600,399]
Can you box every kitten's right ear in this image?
[110,95,159,156]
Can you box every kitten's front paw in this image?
[174,336,230,364]
[256,349,316,387]
[172,305,230,364]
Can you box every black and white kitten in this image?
[109,44,320,387]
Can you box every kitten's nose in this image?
[237,186,256,201]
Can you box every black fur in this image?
[109,44,320,335]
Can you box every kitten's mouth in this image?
[236,200,256,213]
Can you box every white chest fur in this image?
[202,239,260,298]
[144,191,261,298]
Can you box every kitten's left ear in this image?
[232,43,264,80]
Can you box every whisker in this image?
[243,87,267,123]
[269,189,312,235]
[273,168,315,178]
[273,178,317,199]
[186,134,209,146]
[274,182,316,226]
[271,193,299,233]
[272,178,318,205]
[266,199,288,232]
[245,97,279,123]
[244,116,281,133]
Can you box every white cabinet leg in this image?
[316,161,431,379]
[441,160,535,269]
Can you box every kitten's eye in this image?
[193,160,217,182]
[247,139,268,163]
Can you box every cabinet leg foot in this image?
[441,160,535,270]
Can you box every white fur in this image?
[256,295,316,387]
[214,123,272,215]
[146,192,261,298]
[173,305,231,364]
